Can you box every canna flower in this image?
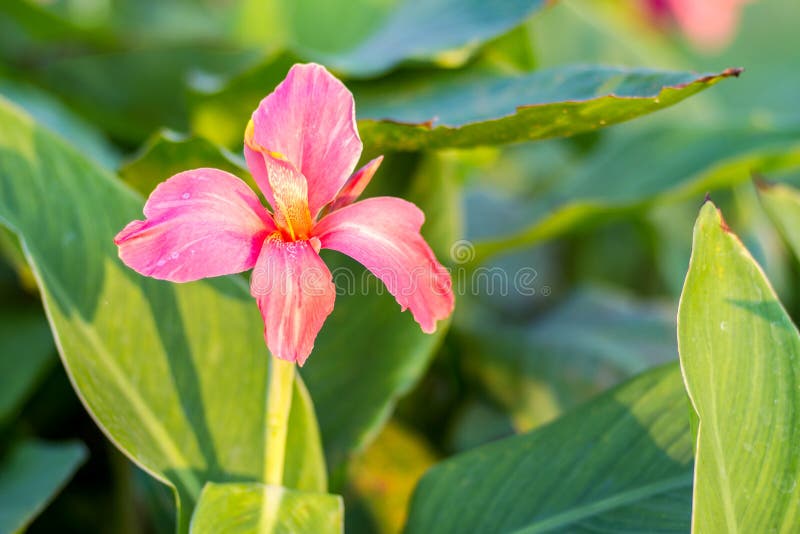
[115,63,454,365]
[643,0,752,51]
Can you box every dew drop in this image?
[156,259,166,267]
[171,251,180,259]
[182,193,191,200]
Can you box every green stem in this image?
[264,356,295,486]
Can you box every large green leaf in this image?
[0,306,55,424]
[405,363,693,533]
[678,202,800,531]
[190,483,343,534]
[353,66,740,151]
[470,128,800,264]
[190,62,739,151]
[0,439,87,533]
[0,98,326,531]
[457,287,678,431]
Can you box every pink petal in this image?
[328,156,383,212]
[251,63,362,217]
[115,168,274,283]
[314,197,454,333]
[250,235,336,365]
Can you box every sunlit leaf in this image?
[678,202,800,531]
[0,98,326,532]
[189,483,343,534]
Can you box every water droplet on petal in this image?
[182,193,191,200]
[171,251,180,259]
[156,259,166,267]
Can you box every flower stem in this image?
[264,356,295,486]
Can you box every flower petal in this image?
[115,168,274,282]
[243,139,276,209]
[251,63,362,216]
[250,235,336,365]
[314,197,454,333]
[328,156,383,212]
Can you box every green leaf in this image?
[405,364,694,533]
[189,62,739,151]
[471,128,800,264]
[302,152,457,475]
[757,179,800,262]
[677,202,800,531]
[0,98,326,532]
[189,483,343,534]
[0,439,87,534]
[296,0,549,77]
[353,66,741,151]
[119,130,253,197]
[0,306,55,424]
[457,287,678,431]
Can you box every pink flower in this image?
[115,63,454,365]
[643,0,752,51]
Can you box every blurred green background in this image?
[1,0,799,532]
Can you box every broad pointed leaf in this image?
[678,202,800,531]
[189,62,740,151]
[354,66,741,151]
[0,98,326,532]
